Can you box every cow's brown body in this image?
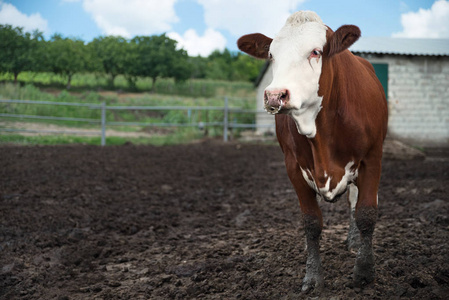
[238,12,388,292]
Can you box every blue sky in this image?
[1,0,448,56]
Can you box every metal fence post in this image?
[223,97,228,142]
[101,102,106,146]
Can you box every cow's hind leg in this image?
[346,184,360,251]
[352,162,380,286]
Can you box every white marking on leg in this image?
[348,184,358,210]
[301,167,318,192]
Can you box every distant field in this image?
[0,72,256,98]
[0,80,259,145]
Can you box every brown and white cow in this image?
[237,11,388,291]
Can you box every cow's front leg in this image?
[353,163,380,286]
[302,207,324,292]
[284,157,324,292]
[353,206,377,285]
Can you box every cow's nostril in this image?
[280,90,288,100]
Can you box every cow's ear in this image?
[237,33,273,59]
[325,25,361,57]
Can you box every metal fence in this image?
[0,98,274,145]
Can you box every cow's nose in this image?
[264,89,289,114]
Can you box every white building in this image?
[255,38,449,146]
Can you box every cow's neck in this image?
[304,53,352,171]
[290,97,323,138]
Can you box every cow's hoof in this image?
[353,264,375,287]
[302,274,324,293]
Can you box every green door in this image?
[372,63,388,100]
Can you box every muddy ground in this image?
[0,141,448,299]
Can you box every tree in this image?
[205,49,234,80]
[189,56,208,79]
[122,41,139,90]
[129,34,192,91]
[168,48,192,83]
[44,34,88,89]
[88,36,128,88]
[0,25,42,84]
[203,49,265,82]
[231,53,265,82]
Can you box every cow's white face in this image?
[238,11,361,138]
[266,11,327,138]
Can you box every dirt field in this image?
[1,141,448,299]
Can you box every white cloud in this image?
[393,0,449,38]
[0,1,48,33]
[196,0,306,38]
[82,0,179,38]
[168,28,227,57]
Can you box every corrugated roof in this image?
[350,37,449,56]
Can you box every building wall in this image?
[362,55,449,146]
[256,63,275,134]
[256,55,449,146]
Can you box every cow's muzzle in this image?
[264,89,289,114]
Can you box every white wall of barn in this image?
[256,63,276,135]
[255,55,449,147]
[369,55,449,147]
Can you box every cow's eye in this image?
[310,49,322,57]
[309,49,322,61]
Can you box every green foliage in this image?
[189,56,208,79]
[88,36,129,87]
[0,24,265,90]
[0,25,43,83]
[0,133,101,145]
[0,24,263,146]
[0,72,256,98]
[128,34,192,90]
[0,82,55,100]
[162,110,189,124]
[0,82,257,145]
[232,54,266,82]
[201,49,265,82]
[43,34,89,89]
[0,128,204,146]
[206,49,234,80]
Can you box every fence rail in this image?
[0,98,274,145]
